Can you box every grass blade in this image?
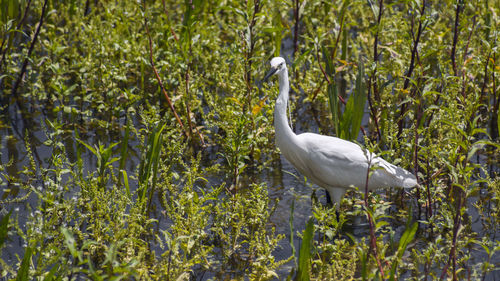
[42,263,59,281]
[76,138,97,156]
[121,170,131,200]
[295,218,314,281]
[118,117,131,179]
[147,122,166,212]
[350,58,366,140]
[62,227,82,263]
[339,57,366,140]
[0,211,11,249]
[290,199,297,268]
[323,45,340,136]
[389,221,418,280]
[139,122,166,210]
[16,246,33,281]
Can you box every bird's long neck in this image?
[274,68,296,148]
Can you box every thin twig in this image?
[293,0,300,59]
[143,7,188,138]
[413,92,423,218]
[11,0,48,100]
[0,0,33,70]
[367,77,382,140]
[480,51,491,102]
[364,157,385,279]
[425,158,433,220]
[161,0,179,42]
[459,16,477,99]
[315,47,346,105]
[367,0,384,141]
[245,0,261,96]
[372,0,384,104]
[451,0,463,76]
[397,0,426,138]
[185,65,195,142]
[331,9,346,62]
[439,195,464,281]
[316,46,331,84]
[310,80,325,102]
[490,52,499,140]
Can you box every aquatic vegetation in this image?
[0,0,498,280]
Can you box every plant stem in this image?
[143,6,188,139]
[11,0,48,101]
[413,95,422,218]
[439,195,464,281]
[491,52,499,140]
[316,47,346,105]
[0,0,33,71]
[425,158,433,220]
[293,0,300,59]
[397,0,426,138]
[364,157,385,279]
[372,0,384,104]
[451,0,463,77]
[367,78,382,141]
[161,0,180,43]
[185,65,195,145]
[367,0,384,141]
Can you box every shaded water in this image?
[1,97,499,279]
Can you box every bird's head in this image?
[264,57,287,81]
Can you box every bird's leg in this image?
[327,188,346,222]
[328,187,347,209]
[325,189,333,207]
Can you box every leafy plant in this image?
[0,0,497,280]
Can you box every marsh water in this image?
[1,94,498,279]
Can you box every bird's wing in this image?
[297,133,417,189]
[371,158,417,188]
[296,133,372,188]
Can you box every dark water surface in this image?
[1,99,499,279]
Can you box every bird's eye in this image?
[279,62,284,68]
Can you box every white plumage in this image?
[265,57,417,208]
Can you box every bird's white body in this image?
[267,57,417,208]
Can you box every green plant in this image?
[0,0,497,280]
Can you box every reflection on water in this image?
[1,99,499,279]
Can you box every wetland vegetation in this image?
[0,0,499,279]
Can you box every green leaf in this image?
[322,45,340,136]
[62,227,82,263]
[42,263,60,281]
[292,49,311,70]
[467,140,500,160]
[367,0,379,19]
[0,211,11,249]
[350,58,367,139]
[121,170,131,200]
[295,218,314,281]
[16,246,33,281]
[389,222,418,280]
[289,199,297,268]
[497,107,499,137]
[341,24,348,61]
[272,8,284,57]
[339,57,366,140]
[139,122,166,210]
[76,138,97,156]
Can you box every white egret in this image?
[265,57,417,209]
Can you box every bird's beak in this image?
[264,67,278,81]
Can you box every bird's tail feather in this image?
[402,176,418,189]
